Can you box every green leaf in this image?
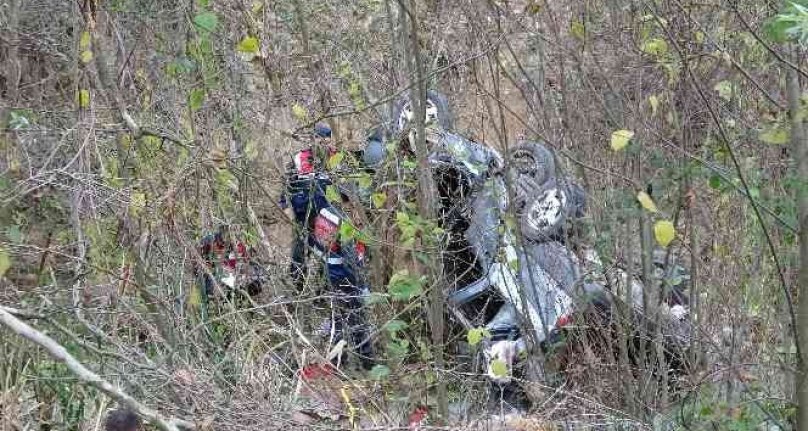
[759,123,790,145]
[76,89,90,108]
[387,270,423,301]
[5,225,22,243]
[610,129,634,151]
[714,80,734,101]
[8,111,30,130]
[338,220,356,240]
[215,168,239,191]
[708,174,723,190]
[368,364,391,380]
[384,319,408,334]
[193,11,218,31]
[237,36,260,54]
[386,339,409,358]
[490,359,508,378]
[525,1,541,15]
[467,327,491,346]
[291,103,308,122]
[395,211,410,225]
[325,185,341,202]
[371,192,387,209]
[766,17,791,43]
[189,88,206,111]
[355,172,372,189]
[0,248,10,277]
[641,38,668,57]
[80,50,93,64]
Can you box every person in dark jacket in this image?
[279,123,374,368]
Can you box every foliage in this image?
[387,270,423,301]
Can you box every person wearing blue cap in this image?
[280,122,335,286]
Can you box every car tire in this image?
[391,89,453,133]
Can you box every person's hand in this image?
[284,206,295,222]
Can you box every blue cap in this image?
[314,123,332,138]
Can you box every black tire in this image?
[391,90,453,133]
[507,141,556,194]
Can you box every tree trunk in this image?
[787,63,808,431]
[400,0,448,419]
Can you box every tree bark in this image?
[400,0,448,419]
[787,64,808,431]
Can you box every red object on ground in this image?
[300,362,336,382]
[555,314,572,329]
[408,405,428,430]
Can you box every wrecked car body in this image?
[386,95,693,386]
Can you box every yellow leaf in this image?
[467,327,491,346]
[130,192,146,217]
[371,192,386,209]
[636,191,658,213]
[251,1,264,14]
[291,103,308,122]
[79,31,92,50]
[76,89,90,108]
[236,36,260,54]
[610,129,634,151]
[490,359,508,378]
[570,20,585,40]
[80,50,93,64]
[327,151,345,170]
[0,248,11,277]
[641,38,668,57]
[654,220,676,247]
[188,284,202,309]
[648,95,659,115]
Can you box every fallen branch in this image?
[0,306,196,431]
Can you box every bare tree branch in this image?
[0,306,196,431]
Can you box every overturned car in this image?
[384,92,693,388]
